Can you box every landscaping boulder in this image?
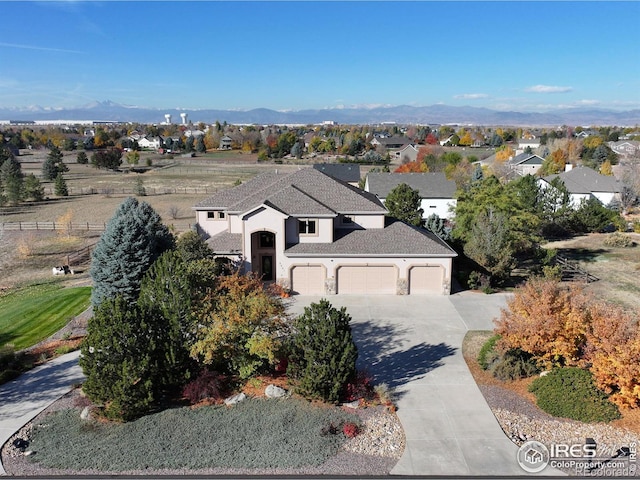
[265,384,287,398]
[80,406,92,420]
[224,393,247,405]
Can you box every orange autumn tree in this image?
[585,302,640,408]
[395,160,427,173]
[494,277,590,367]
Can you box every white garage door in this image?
[337,266,396,294]
[290,266,325,295]
[409,266,443,294]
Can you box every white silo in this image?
[180,113,188,125]
[164,114,172,124]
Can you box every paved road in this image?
[288,292,560,476]
[0,350,85,475]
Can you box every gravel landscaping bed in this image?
[2,389,404,476]
[480,375,640,475]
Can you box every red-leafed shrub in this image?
[343,370,374,403]
[182,370,226,404]
[342,422,359,438]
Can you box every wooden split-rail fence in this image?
[0,221,195,232]
[555,255,599,283]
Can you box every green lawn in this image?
[0,283,91,350]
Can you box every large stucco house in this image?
[193,168,457,295]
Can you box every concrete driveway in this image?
[287,292,552,476]
[0,350,86,475]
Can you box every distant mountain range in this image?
[1,101,638,126]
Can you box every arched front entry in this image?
[251,231,276,281]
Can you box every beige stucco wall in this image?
[196,211,228,237]
[281,255,454,295]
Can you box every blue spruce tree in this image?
[90,197,174,307]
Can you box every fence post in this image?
[36,222,39,230]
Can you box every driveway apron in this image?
[287,294,558,476]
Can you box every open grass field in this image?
[0,283,91,349]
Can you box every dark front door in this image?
[261,255,274,281]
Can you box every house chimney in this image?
[564,163,573,172]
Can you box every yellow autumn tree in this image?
[600,159,613,176]
[190,272,290,379]
[495,145,515,162]
[494,277,590,367]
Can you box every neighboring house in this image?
[370,136,411,150]
[517,137,541,153]
[608,140,639,159]
[219,135,233,150]
[193,168,457,295]
[539,166,621,207]
[397,144,419,163]
[507,153,545,176]
[138,136,162,150]
[313,163,361,186]
[364,172,457,220]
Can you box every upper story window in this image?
[207,211,226,220]
[298,219,317,235]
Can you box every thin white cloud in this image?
[0,42,84,54]
[525,85,573,94]
[453,93,489,100]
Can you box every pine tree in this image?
[42,145,67,181]
[288,299,358,403]
[90,197,174,307]
[54,172,68,196]
[80,296,158,421]
[138,250,197,389]
[0,156,24,204]
[76,151,89,164]
[24,173,44,201]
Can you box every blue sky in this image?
[1,1,639,112]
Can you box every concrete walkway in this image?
[288,293,558,476]
[0,350,85,475]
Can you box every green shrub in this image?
[288,299,358,404]
[54,345,75,356]
[603,232,634,248]
[528,367,621,422]
[478,335,540,380]
[478,334,500,370]
[0,344,27,384]
[490,349,540,381]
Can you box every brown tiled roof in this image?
[285,220,457,257]
[194,168,386,215]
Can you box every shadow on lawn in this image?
[352,320,456,399]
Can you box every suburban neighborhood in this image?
[1,115,639,476]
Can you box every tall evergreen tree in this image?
[54,172,68,196]
[42,145,67,181]
[24,173,44,201]
[0,156,24,204]
[287,299,358,403]
[384,183,424,227]
[90,197,174,307]
[80,296,158,421]
[138,250,197,389]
